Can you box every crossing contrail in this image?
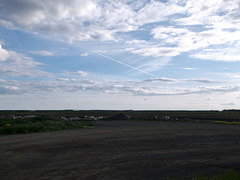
[80,46,158,78]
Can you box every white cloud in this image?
[176,0,239,26]
[118,85,240,96]
[184,79,217,83]
[97,1,136,32]
[0,79,23,94]
[151,26,189,43]
[151,26,240,51]
[4,86,19,91]
[0,0,199,44]
[1,76,236,96]
[232,75,240,78]
[0,0,133,42]
[0,0,239,42]
[0,45,47,77]
[136,1,186,26]
[143,77,177,83]
[80,52,88,56]
[143,77,217,84]
[0,0,98,28]
[0,86,20,94]
[0,0,46,28]
[183,68,197,70]
[77,71,87,76]
[126,39,152,46]
[131,47,180,57]
[74,26,117,42]
[0,44,9,61]
[191,48,240,62]
[30,50,54,56]
[57,78,70,82]
[145,24,240,61]
[0,19,14,29]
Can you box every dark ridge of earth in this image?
[1,120,240,180]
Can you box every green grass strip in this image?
[0,116,93,135]
[192,170,240,180]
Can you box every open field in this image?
[1,120,240,179]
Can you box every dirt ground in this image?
[1,120,240,180]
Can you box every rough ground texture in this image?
[1,120,240,180]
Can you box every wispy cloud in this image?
[30,50,54,56]
[135,0,186,26]
[0,44,48,77]
[176,0,239,26]
[183,68,197,70]
[0,77,236,96]
[143,77,177,83]
[190,48,240,62]
[131,47,180,57]
[80,52,88,56]
[149,26,240,60]
[143,77,217,84]
[232,75,240,78]
[57,78,70,82]
[0,44,9,61]
[77,71,87,76]
[184,79,217,83]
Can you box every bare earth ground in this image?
[1,120,240,180]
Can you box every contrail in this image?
[80,46,158,78]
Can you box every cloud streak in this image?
[143,78,217,84]
[30,50,54,56]
[80,46,158,78]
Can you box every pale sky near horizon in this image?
[0,0,240,110]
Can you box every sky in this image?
[0,0,240,110]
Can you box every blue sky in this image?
[0,0,240,110]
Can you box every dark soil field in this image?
[1,110,240,121]
[1,120,240,179]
